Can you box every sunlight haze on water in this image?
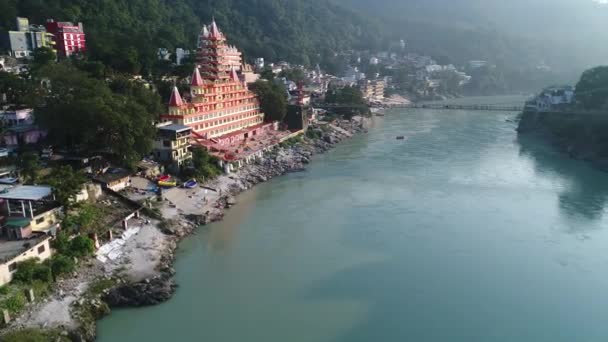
[98,97,608,342]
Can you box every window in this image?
[8,262,16,272]
[163,140,171,147]
[38,245,45,254]
[35,217,45,225]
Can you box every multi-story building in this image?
[3,17,55,58]
[45,19,86,58]
[359,79,385,102]
[175,48,191,65]
[153,122,193,173]
[0,185,61,240]
[160,21,274,157]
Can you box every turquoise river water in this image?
[98,97,608,342]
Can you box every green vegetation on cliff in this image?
[575,66,608,110]
[519,66,608,166]
[4,0,381,73]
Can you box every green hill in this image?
[2,0,382,73]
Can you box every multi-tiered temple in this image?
[161,21,279,163]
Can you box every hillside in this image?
[3,0,608,88]
[344,0,608,73]
[2,0,382,74]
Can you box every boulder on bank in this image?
[104,276,176,307]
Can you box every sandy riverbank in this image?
[3,118,370,341]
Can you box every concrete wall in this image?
[75,183,102,203]
[30,208,60,232]
[0,238,52,286]
[106,178,130,192]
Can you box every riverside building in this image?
[161,20,287,172]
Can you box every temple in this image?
[160,20,286,167]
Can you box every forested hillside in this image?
[3,0,607,86]
[1,0,382,74]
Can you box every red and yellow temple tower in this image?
[160,20,275,161]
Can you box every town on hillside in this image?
[0,15,379,335]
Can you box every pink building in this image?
[45,19,86,57]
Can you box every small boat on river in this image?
[396,136,406,140]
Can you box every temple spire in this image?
[210,18,221,38]
[230,67,240,82]
[191,66,204,86]
[168,86,184,107]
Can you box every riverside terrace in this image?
[195,123,295,172]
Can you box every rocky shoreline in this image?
[101,118,369,314]
[8,117,370,341]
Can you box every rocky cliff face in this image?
[517,111,608,168]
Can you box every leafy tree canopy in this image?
[18,152,41,184]
[251,80,287,122]
[31,63,159,167]
[575,66,608,110]
[44,165,87,212]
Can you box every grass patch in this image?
[2,328,71,342]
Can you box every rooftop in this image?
[0,185,53,201]
[93,169,132,184]
[0,236,50,263]
[158,124,191,133]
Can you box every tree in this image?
[63,203,104,234]
[325,86,366,106]
[12,258,52,284]
[575,66,608,110]
[52,231,71,255]
[32,47,56,66]
[184,147,222,180]
[33,63,158,168]
[49,254,76,278]
[325,86,369,118]
[68,235,95,258]
[279,68,305,83]
[18,152,41,184]
[0,72,35,106]
[251,80,287,122]
[260,67,276,81]
[45,165,87,212]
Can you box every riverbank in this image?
[517,110,608,170]
[2,117,370,341]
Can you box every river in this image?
[98,97,608,342]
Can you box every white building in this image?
[254,57,265,70]
[0,237,52,286]
[175,48,191,66]
[468,60,489,69]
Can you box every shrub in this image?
[12,259,40,284]
[0,292,26,314]
[49,255,76,278]
[12,258,52,285]
[52,231,71,255]
[32,266,52,283]
[0,286,9,295]
[31,280,52,298]
[68,235,95,258]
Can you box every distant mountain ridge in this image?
[343,0,608,72]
